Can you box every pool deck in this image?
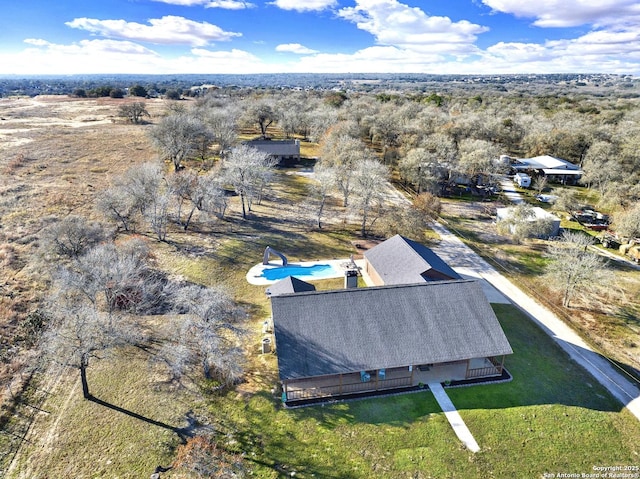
[246,258,363,285]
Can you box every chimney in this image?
[344,269,358,289]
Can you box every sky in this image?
[0,0,639,75]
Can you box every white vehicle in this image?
[513,172,531,188]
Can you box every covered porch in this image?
[283,356,505,403]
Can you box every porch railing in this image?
[466,365,502,379]
[286,376,412,401]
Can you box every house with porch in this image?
[271,279,513,404]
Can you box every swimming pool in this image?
[260,263,339,281]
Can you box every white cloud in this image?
[289,46,449,73]
[269,0,337,12]
[150,0,255,8]
[24,38,51,46]
[65,15,241,47]
[0,38,280,75]
[481,0,640,28]
[0,39,162,75]
[338,0,488,54]
[275,43,319,54]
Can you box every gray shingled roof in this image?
[364,234,461,285]
[245,139,300,157]
[266,276,316,297]
[272,280,513,381]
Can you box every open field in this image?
[1,96,639,477]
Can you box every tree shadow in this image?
[87,394,194,443]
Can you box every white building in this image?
[497,206,561,237]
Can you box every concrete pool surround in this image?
[246,258,361,285]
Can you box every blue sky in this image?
[1,0,639,75]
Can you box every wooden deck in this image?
[283,358,504,402]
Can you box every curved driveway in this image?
[430,220,640,420]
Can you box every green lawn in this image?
[194,303,639,479]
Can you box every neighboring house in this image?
[496,206,561,237]
[364,234,461,285]
[268,235,513,405]
[272,280,513,403]
[507,154,583,185]
[244,138,301,166]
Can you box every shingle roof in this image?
[266,276,316,297]
[245,139,300,157]
[272,280,513,380]
[364,235,461,284]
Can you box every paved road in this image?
[430,221,640,421]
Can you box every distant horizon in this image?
[1,1,639,76]
[0,72,634,79]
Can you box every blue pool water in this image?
[260,263,338,281]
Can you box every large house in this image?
[268,236,513,405]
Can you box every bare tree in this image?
[413,192,442,220]
[612,203,640,239]
[98,163,171,240]
[398,147,440,194]
[457,139,501,185]
[170,284,246,384]
[309,163,336,229]
[352,159,389,237]
[497,204,556,243]
[223,145,276,219]
[41,215,107,260]
[42,238,164,399]
[118,101,150,124]
[307,105,339,143]
[545,231,612,308]
[320,134,369,207]
[551,188,580,215]
[96,184,139,232]
[170,170,227,230]
[581,141,623,196]
[399,133,457,194]
[202,107,239,160]
[533,176,548,196]
[150,113,212,171]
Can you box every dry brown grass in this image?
[0,96,169,427]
